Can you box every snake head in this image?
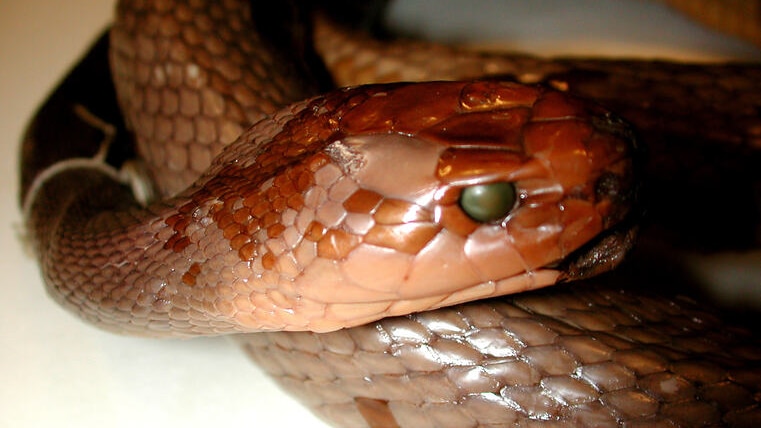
[177,80,640,332]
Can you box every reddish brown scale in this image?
[221,223,240,241]
[263,186,279,205]
[259,212,279,230]
[285,194,304,211]
[231,207,249,224]
[317,229,362,260]
[437,149,526,184]
[421,109,531,148]
[305,222,326,242]
[270,197,288,213]
[248,200,270,216]
[244,221,260,237]
[215,212,235,230]
[460,82,542,110]
[229,234,249,251]
[532,90,588,118]
[343,189,384,214]
[266,224,286,239]
[436,204,481,236]
[275,177,298,199]
[238,242,257,262]
[173,236,192,253]
[374,200,432,224]
[181,262,202,286]
[355,398,401,428]
[261,253,276,270]
[365,223,442,255]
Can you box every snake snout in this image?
[558,111,643,282]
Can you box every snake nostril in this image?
[596,171,625,201]
[595,168,640,227]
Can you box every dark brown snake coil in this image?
[20,1,761,427]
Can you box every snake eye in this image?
[458,182,517,223]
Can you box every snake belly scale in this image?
[20,1,761,427]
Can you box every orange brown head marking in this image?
[156,80,638,333]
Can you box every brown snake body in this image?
[19,1,761,426]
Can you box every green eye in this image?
[459,182,517,223]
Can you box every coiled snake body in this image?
[20,1,761,426]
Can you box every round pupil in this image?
[458,182,516,223]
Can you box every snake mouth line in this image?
[555,212,640,282]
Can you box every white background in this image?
[1,1,759,427]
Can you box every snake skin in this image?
[109,0,317,196]
[240,278,761,427]
[22,0,638,336]
[20,1,761,427]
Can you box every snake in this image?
[19,1,761,426]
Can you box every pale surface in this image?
[0,1,758,428]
